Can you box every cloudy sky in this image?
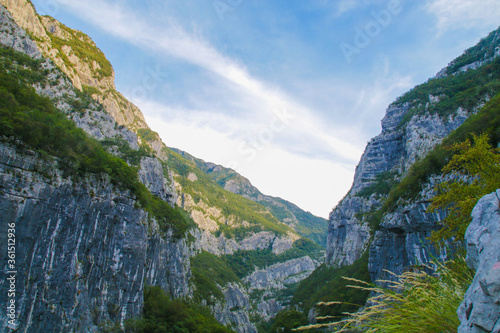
[31,0,500,218]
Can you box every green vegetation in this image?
[0,45,46,84]
[81,84,101,97]
[0,45,193,237]
[100,137,153,167]
[125,286,234,333]
[44,18,113,79]
[291,251,371,323]
[384,92,500,214]
[222,238,323,279]
[357,171,398,198]
[259,198,328,248]
[137,128,161,142]
[394,57,500,128]
[190,239,322,305]
[190,251,241,304]
[298,257,473,332]
[260,309,308,333]
[428,134,500,244]
[161,147,294,240]
[445,28,500,74]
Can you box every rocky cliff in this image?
[173,148,329,247]
[458,190,500,333]
[326,27,500,285]
[0,143,190,332]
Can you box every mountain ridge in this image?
[171,147,329,247]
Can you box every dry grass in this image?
[294,258,472,332]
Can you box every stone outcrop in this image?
[0,0,152,133]
[138,157,176,206]
[0,5,41,59]
[0,8,190,331]
[368,181,444,281]
[245,257,316,291]
[458,190,500,333]
[214,283,256,333]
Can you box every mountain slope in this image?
[326,26,500,270]
[172,148,329,247]
[0,7,195,331]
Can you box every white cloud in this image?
[144,110,355,218]
[59,0,363,164]
[426,0,500,35]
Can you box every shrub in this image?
[125,286,234,333]
[291,251,371,322]
[428,133,500,244]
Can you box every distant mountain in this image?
[171,148,329,247]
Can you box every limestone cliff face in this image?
[0,143,191,332]
[0,7,190,332]
[326,27,500,286]
[458,190,500,333]
[326,102,469,269]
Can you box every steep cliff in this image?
[0,0,150,133]
[458,190,500,333]
[326,27,500,285]
[0,143,190,332]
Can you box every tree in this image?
[428,133,500,244]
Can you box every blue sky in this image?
[31,0,500,218]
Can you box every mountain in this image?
[0,1,329,331]
[171,148,329,247]
[291,25,500,323]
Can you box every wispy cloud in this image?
[426,0,500,35]
[58,0,364,164]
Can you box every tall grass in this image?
[294,257,472,332]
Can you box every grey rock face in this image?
[327,99,472,270]
[213,283,257,333]
[245,256,316,291]
[458,190,500,333]
[191,228,294,256]
[0,6,41,59]
[326,196,374,267]
[0,143,191,332]
[138,157,175,206]
[244,256,316,321]
[368,183,444,282]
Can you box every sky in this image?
[31,0,500,218]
